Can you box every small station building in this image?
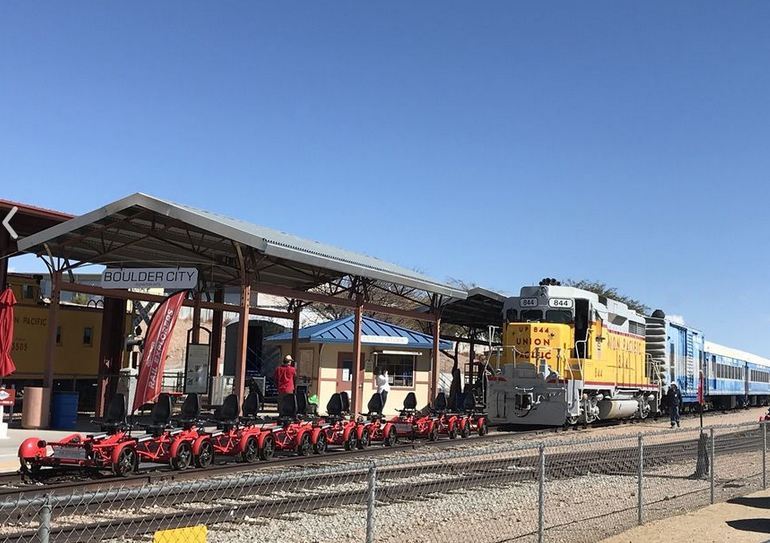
[265,316,453,415]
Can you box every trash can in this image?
[21,387,50,429]
[51,391,79,430]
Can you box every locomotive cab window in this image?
[521,309,542,322]
[545,309,572,324]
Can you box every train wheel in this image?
[241,436,259,463]
[20,460,41,481]
[113,447,137,477]
[357,429,370,449]
[258,435,275,461]
[478,421,489,437]
[195,439,214,468]
[384,427,397,447]
[314,434,327,455]
[460,424,471,439]
[297,433,312,456]
[172,442,193,470]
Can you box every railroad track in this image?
[0,426,760,543]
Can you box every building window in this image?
[22,285,35,299]
[377,354,416,387]
[83,327,93,346]
[56,326,62,345]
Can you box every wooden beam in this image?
[430,316,441,402]
[291,307,301,364]
[209,288,224,390]
[233,282,251,404]
[362,302,436,322]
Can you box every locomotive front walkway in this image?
[602,488,770,543]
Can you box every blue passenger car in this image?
[704,341,770,408]
[665,321,704,405]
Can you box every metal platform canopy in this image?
[10,193,466,415]
[0,200,74,290]
[438,287,507,384]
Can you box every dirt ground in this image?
[601,488,770,543]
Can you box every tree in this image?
[564,279,650,315]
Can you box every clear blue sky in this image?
[2,3,770,353]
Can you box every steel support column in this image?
[42,271,61,428]
[209,288,224,393]
[233,282,251,403]
[95,297,127,417]
[291,306,301,363]
[191,291,201,344]
[430,316,441,401]
[351,299,364,414]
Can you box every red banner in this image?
[132,291,188,413]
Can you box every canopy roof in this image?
[14,193,466,300]
[266,315,453,350]
[438,287,506,329]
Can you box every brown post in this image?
[209,288,224,388]
[291,306,301,363]
[0,228,9,290]
[43,271,62,390]
[234,281,251,403]
[430,315,442,402]
[191,290,202,344]
[95,297,127,416]
[351,298,364,414]
[469,334,476,385]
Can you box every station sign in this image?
[101,267,198,290]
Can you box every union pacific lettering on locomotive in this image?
[487,279,769,426]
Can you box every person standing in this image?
[274,355,296,411]
[375,367,390,409]
[668,383,682,428]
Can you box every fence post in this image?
[538,443,545,543]
[37,495,51,543]
[366,461,377,543]
[637,433,643,525]
[710,427,715,504]
[762,421,767,490]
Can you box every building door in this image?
[337,352,354,400]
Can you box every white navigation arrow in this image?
[2,206,18,240]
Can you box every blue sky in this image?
[2,3,770,353]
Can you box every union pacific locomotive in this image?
[487,279,770,426]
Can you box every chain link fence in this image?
[1,420,768,543]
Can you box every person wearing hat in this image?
[274,355,297,411]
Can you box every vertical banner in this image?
[132,291,188,413]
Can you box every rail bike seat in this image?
[216,394,241,428]
[241,391,261,423]
[366,393,384,419]
[325,393,344,422]
[99,393,128,434]
[400,392,418,416]
[278,393,299,425]
[145,394,173,436]
[339,391,351,415]
[296,391,314,418]
[432,392,448,414]
[176,393,202,428]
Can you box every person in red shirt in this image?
[274,355,297,411]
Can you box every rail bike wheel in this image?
[344,432,358,451]
[242,436,259,463]
[477,420,488,437]
[113,446,137,477]
[297,433,313,456]
[258,435,275,461]
[356,428,370,449]
[194,439,214,468]
[428,426,439,442]
[460,423,471,439]
[384,427,397,447]
[20,459,41,481]
[448,426,457,439]
[314,433,327,455]
[172,442,193,470]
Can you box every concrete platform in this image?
[602,488,770,543]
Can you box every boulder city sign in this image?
[101,268,198,289]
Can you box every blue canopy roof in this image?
[265,315,453,350]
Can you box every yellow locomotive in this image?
[487,279,659,426]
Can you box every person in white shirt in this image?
[375,368,390,409]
